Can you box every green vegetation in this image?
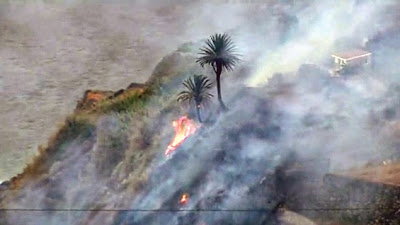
[97,88,152,114]
[197,33,240,110]
[177,74,213,123]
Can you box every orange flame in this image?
[165,116,199,156]
[180,193,189,205]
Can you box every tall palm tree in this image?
[196,33,240,110]
[177,74,213,123]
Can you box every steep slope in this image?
[0,0,212,181]
[3,52,400,224]
[2,1,400,224]
[0,42,208,224]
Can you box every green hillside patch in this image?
[97,88,152,114]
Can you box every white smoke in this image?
[3,0,400,224]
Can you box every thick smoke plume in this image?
[2,0,400,224]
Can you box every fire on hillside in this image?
[165,115,199,156]
[180,193,189,205]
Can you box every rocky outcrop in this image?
[75,89,114,111]
[75,82,147,111]
[126,82,147,90]
[280,163,400,225]
[321,172,400,225]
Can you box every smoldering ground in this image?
[3,0,400,224]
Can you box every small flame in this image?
[180,193,189,205]
[383,161,387,166]
[165,116,199,156]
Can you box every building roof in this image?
[331,49,372,61]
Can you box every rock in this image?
[75,89,114,111]
[0,180,10,191]
[126,82,146,90]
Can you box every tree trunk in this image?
[215,62,227,110]
[196,105,202,123]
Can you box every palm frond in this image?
[177,74,213,108]
[196,33,241,71]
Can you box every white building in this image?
[331,49,372,73]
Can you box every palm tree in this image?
[196,33,240,110]
[177,74,213,123]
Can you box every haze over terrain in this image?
[2,0,400,224]
[0,0,247,181]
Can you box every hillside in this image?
[2,45,400,224]
[2,1,400,224]
[0,0,230,182]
